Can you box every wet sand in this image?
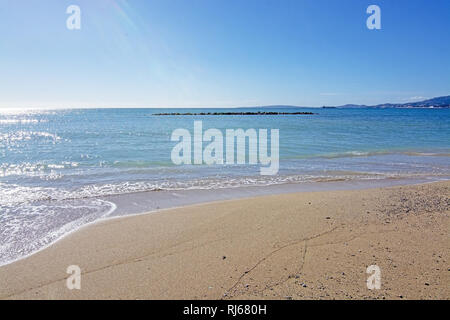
[0,181,448,300]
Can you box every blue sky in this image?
[0,0,449,108]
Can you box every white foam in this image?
[0,199,116,266]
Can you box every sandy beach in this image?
[0,181,448,300]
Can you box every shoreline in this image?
[0,180,448,299]
[106,176,445,216]
[1,177,444,268]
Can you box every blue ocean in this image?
[1,107,449,265]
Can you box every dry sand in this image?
[0,181,449,300]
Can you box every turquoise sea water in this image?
[1,107,449,264]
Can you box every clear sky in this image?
[0,0,449,108]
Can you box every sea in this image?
[1,107,449,265]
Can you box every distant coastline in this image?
[323,95,450,109]
[243,95,450,109]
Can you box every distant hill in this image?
[328,95,450,109]
[241,96,450,109]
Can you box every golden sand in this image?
[0,181,448,300]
